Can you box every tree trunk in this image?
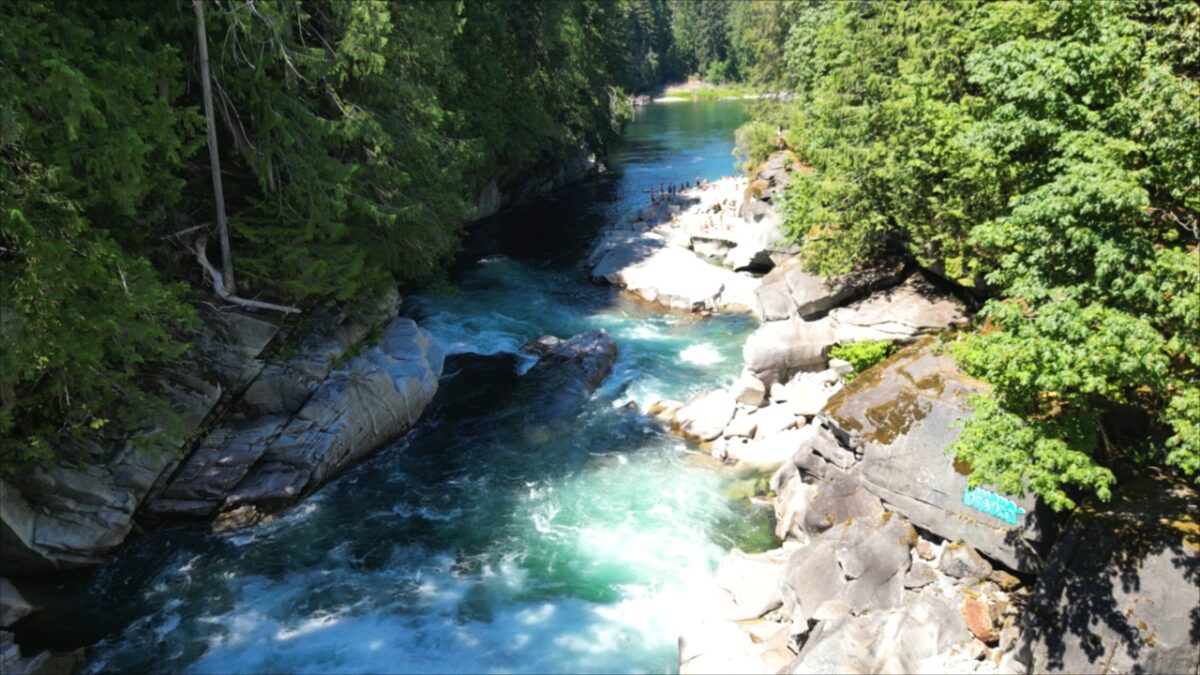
[193,0,236,295]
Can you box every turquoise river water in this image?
[64,101,773,673]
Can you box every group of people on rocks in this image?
[648,176,713,204]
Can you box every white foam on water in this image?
[678,343,724,365]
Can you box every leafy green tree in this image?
[0,1,200,471]
[743,0,1199,506]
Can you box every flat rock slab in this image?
[828,274,967,343]
[823,340,1048,572]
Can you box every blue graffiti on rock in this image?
[963,486,1026,525]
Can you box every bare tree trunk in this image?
[193,0,236,295]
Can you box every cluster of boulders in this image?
[676,342,1035,674]
[2,290,445,574]
[590,151,1199,675]
[675,338,1200,675]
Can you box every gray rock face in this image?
[153,317,444,520]
[754,257,906,323]
[828,274,967,344]
[787,590,970,674]
[473,141,601,219]
[823,340,1049,572]
[591,234,758,312]
[802,473,884,537]
[780,510,916,627]
[1021,475,1200,675]
[939,541,994,581]
[674,390,738,442]
[518,330,618,425]
[0,318,248,574]
[742,317,836,388]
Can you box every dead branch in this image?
[194,235,300,314]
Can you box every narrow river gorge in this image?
[49,101,771,673]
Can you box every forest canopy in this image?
[735,0,1199,508]
[0,0,692,472]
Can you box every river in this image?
[68,100,770,674]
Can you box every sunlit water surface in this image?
[71,101,771,674]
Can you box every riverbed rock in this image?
[742,317,836,388]
[822,339,1050,572]
[827,273,967,344]
[590,234,758,312]
[1020,473,1200,675]
[715,549,788,621]
[150,317,444,524]
[730,371,767,407]
[674,390,738,442]
[787,590,971,674]
[778,371,842,417]
[939,541,994,581]
[754,257,907,323]
[749,403,799,440]
[727,427,812,473]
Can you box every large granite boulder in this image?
[828,274,967,344]
[591,236,757,312]
[674,390,738,442]
[518,330,618,423]
[786,589,971,674]
[822,339,1051,572]
[1020,474,1200,674]
[153,317,443,520]
[754,257,907,323]
[742,317,836,388]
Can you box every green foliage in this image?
[0,2,200,472]
[744,0,1200,504]
[0,0,646,472]
[829,340,895,381]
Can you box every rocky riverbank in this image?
[590,150,1199,675]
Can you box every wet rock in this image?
[823,340,1049,572]
[1021,474,1200,675]
[743,317,835,388]
[0,579,34,627]
[939,541,994,581]
[827,274,967,344]
[647,398,683,420]
[215,317,444,519]
[522,329,617,394]
[674,390,738,442]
